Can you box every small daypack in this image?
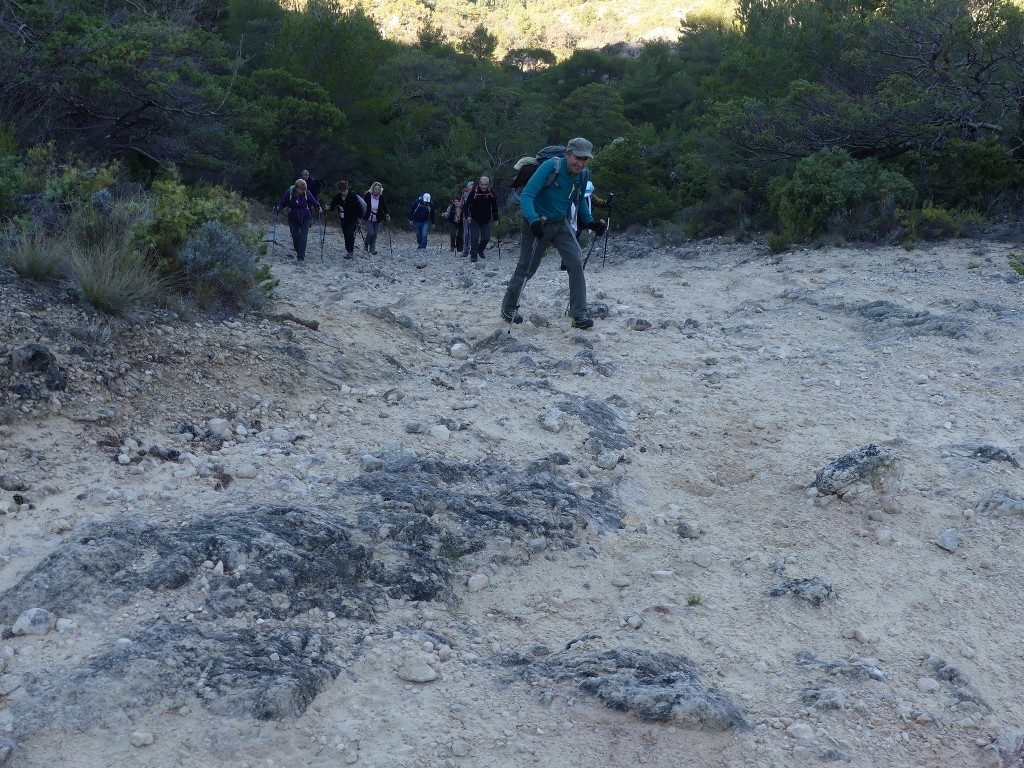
[411,199,431,223]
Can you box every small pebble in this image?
[935,528,960,552]
[467,574,489,592]
[130,731,155,747]
[917,677,941,693]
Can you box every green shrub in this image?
[899,205,987,240]
[0,156,25,219]
[766,233,790,253]
[134,168,250,265]
[1006,252,1024,277]
[67,193,150,250]
[72,243,169,315]
[179,221,274,310]
[0,224,68,281]
[769,148,917,241]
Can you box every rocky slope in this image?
[0,229,1022,767]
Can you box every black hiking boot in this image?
[502,309,524,324]
[570,314,594,329]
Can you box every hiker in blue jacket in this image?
[500,138,606,329]
[408,193,436,250]
[273,177,322,262]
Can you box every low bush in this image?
[179,221,275,310]
[0,224,68,281]
[1006,252,1024,278]
[898,205,988,240]
[67,193,150,251]
[72,243,170,315]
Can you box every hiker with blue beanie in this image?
[500,138,607,329]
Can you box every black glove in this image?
[588,219,607,237]
[530,220,544,239]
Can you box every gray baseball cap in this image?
[566,138,593,158]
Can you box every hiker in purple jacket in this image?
[273,178,322,262]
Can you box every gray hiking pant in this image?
[289,219,311,261]
[501,218,588,320]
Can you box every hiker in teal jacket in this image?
[501,137,607,329]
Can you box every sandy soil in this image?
[1,223,1022,768]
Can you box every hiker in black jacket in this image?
[325,181,366,259]
[463,176,499,263]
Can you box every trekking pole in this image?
[318,211,326,262]
[601,193,613,268]
[270,211,278,260]
[387,220,393,256]
[496,226,501,261]
[509,217,545,335]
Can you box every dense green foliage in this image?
[769,148,918,241]
[2,0,1022,253]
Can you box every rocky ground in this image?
[0,224,1022,768]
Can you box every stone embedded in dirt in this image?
[10,344,55,373]
[540,409,563,433]
[800,685,846,710]
[0,475,28,492]
[129,731,154,747]
[974,489,1024,517]
[769,576,836,606]
[397,655,438,683]
[466,574,489,592]
[923,654,990,710]
[676,522,701,539]
[935,528,960,552]
[814,444,900,498]
[971,445,1021,467]
[8,621,342,742]
[44,364,67,391]
[11,608,57,636]
[491,646,749,731]
[982,730,1024,768]
[557,397,633,452]
[797,651,886,682]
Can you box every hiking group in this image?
[273,137,608,329]
[274,172,391,261]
